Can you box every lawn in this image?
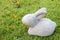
[0,0,60,40]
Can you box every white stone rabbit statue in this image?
[22,8,57,36]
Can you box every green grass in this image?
[0,0,60,40]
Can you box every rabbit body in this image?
[28,18,56,36]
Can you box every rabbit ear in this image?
[34,7,47,17]
[36,13,46,17]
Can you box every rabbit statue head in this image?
[22,7,47,27]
